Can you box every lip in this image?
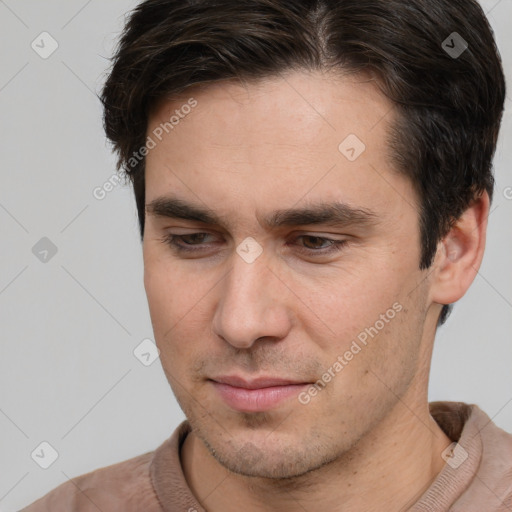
[210,375,310,412]
[212,375,307,389]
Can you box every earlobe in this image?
[430,191,490,306]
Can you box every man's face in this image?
[143,70,435,478]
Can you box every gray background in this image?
[0,0,511,509]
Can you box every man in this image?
[22,0,512,510]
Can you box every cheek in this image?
[143,254,215,370]
[143,256,192,348]
[344,285,426,385]
[144,263,183,327]
[297,259,425,408]
[143,238,207,319]
[296,262,406,353]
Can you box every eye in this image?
[293,235,348,255]
[161,232,216,252]
[160,232,348,257]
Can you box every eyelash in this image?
[160,233,348,256]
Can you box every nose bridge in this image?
[212,250,290,349]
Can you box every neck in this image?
[181,393,453,512]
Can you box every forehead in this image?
[150,70,391,149]
[144,70,417,224]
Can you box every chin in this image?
[196,422,339,480]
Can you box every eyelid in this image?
[160,230,348,242]
[160,231,349,256]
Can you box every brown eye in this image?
[301,236,333,250]
[161,232,217,253]
[294,236,348,255]
[179,233,210,245]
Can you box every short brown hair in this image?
[101,0,506,325]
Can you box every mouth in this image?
[209,375,311,413]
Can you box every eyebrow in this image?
[145,196,379,231]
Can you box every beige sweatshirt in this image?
[21,401,512,511]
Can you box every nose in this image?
[211,249,292,349]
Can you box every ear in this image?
[429,191,490,306]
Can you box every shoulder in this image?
[21,450,163,512]
[456,403,512,510]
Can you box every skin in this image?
[142,70,489,511]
